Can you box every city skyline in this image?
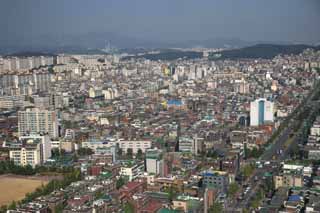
[1,1,320,212]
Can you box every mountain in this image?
[123,49,203,61]
[1,31,318,55]
[209,44,320,60]
[0,32,258,54]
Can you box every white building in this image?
[116,140,152,154]
[82,139,152,155]
[146,149,163,175]
[0,95,25,109]
[9,135,52,167]
[120,162,144,181]
[81,140,111,152]
[18,108,59,139]
[250,98,274,126]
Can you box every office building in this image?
[250,98,274,126]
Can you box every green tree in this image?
[116,176,126,189]
[136,149,143,159]
[8,201,16,210]
[51,148,60,157]
[227,182,239,198]
[77,148,93,156]
[246,147,264,159]
[123,202,134,213]
[0,205,8,212]
[54,203,65,213]
[241,164,255,178]
[126,148,133,159]
[117,148,123,156]
[165,186,177,202]
[250,189,264,209]
[208,202,223,213]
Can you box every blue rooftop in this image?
[167,99,182,106]
[288,195,301,202]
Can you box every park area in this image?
[0,175,48,206]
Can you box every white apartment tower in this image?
[18,108,59,138]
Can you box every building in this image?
[179,137,193,152]
[172,195,201,212]
[146,149,163,175]
[202,170,229,191]
[204,187,218,213]
[274,175,303,189]
[192,136,204,155]
[116,140,152,154]
[119,181,147,202]
[0,95,25,109]
[9,135,51,167]
[18,108,59,139]
[120,161,144,181]
[250,98,274,126]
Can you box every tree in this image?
[241,164,255,178]
[0,205,7,212]
[246,147,264,159]
[116,176,126,189]
[164,186,177,202]
[227,182,239,198]
[77,148,93,156]
[8,201,16,210]
[51,148,60,157]
[136,149,143,159]
[54,203,65,213]
[123,202,134,213]
[250,189,264,209]
[209,202,223,213]
[117,148,123,156]
[126,148,133,159]
[206,149,219,159]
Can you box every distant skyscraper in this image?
[250,98,274,126]
[18,108,59,138]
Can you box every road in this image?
[227,82,320,212]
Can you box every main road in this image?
[227,81,320,212]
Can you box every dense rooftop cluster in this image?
[0,48,320,212]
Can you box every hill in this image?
[5,51,56,57]
[209,44,320,60]
[123,49,203,61]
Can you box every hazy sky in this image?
[1,0,319,44]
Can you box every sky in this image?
[0,0,319,47]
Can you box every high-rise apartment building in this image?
[18,108,59,138]
[250,98,274,126]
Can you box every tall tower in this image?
[258,99,265,125]
[250,98,274,126]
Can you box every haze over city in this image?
[1,0,320,52]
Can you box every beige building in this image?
[10,145,41,167]
[274,175,303,189]
[9,135,51,167]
